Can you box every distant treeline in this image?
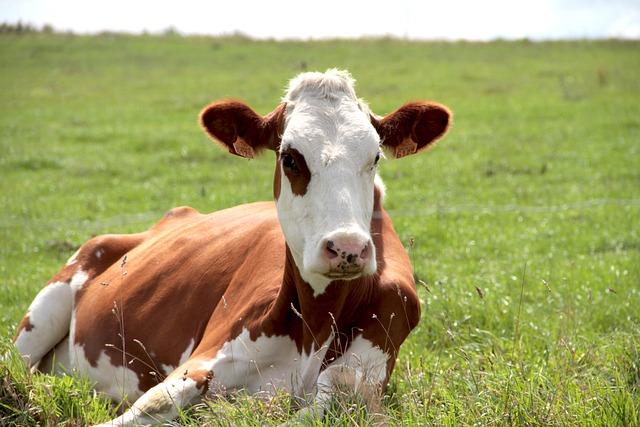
[2,21,636,42]
[0,21,58,34]
[0,21,245,38]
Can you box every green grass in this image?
[1,32,639,426]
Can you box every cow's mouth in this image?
[323,269,363,280]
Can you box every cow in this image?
[12,69,451,426]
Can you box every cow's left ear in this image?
[371,102,452,159]
[200,101,286,159]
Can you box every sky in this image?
[1,0,639,41]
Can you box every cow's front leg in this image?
[93,363,213,427]
[289,335,389,425]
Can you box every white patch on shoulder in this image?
[13,281,72,366]
[95,248,104,260]
[203,328,332,397]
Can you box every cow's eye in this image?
[370,152,381,171]
[282,153,299,175]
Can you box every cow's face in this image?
[200,69,452,295]
[274,89,382,293]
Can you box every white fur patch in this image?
[73,346,145,403]
[313,336,388,418]
[13,281,72,366]
[323,335,388,384]
[69,269,89,294]
[204,328,332,397]
[93,378,198,427]
[284,69,358,103]
[321,142,347,166]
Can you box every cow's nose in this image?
[322,236,372,275]
[324,240,370,260]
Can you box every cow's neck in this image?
[276,245,372,354]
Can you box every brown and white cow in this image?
[12,69,451,426]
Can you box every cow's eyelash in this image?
[370,152,381,171]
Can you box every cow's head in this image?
[200,69,451,295]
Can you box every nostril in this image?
[360,243,370,260]
[325,240,338,259]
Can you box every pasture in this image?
[1,32,639,425]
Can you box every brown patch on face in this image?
[273,158,282,201]
[280,147,311,197]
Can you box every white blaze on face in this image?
[275,71,382,295]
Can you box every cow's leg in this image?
[12,231,152,370]
[92,359,213,427]
[289,335,389,425]
[12,278,75,368]
[37,335,72,375]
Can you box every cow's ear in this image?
[371,102,452,159]
[200,101,286,159]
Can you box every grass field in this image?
[1,32,639,426]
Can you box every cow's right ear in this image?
[200,101,286,159]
